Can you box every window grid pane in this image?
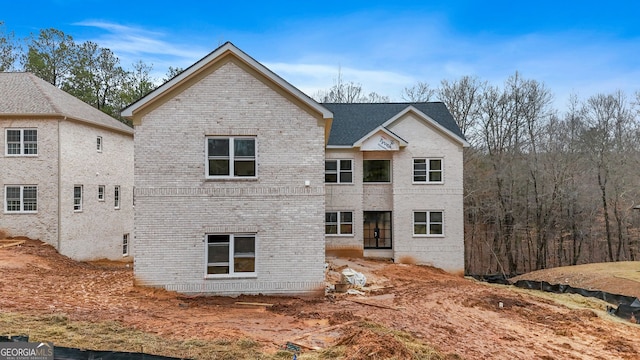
[22,186,37,211]
[325,160,337,183]
[414,211,444,235]
[74,186,82,211]
[414,158,443,183]
[207,137,256,178]
[325,212,338,234]
[114,186,120,208]
[206,234,256,275]
[326,211,352,235]
[6,186,21,211]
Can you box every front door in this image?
[363,211,392,249]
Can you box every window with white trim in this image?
[413,158,443,183]
[414,211,444,235]
[325,211,353,235]
[5,129,37,155]
[206,234,256,276]
[97,136,103,152]
[98,185,105,201]
[4,185,37,213]
[73,185,83,211]
[114,185,120,209]
[206,137,256,178]
[325,159,353,183]
[122,233,129,256]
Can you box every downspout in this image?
[57,117,64,251]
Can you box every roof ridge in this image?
[26,73,64,114]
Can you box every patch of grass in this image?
[0,313,448,360]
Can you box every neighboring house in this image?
[322,103,469,273]
[121,42,332,296]
[0,72,134,261]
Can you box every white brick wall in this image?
[58,120,134,261]
[133,60,327,295]
[325,111,465,273]
[1,119,59,244]
[1,118,134,261]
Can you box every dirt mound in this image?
[512,261,640,299]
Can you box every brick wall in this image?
[58,120,134,260]
[133,60,327,295]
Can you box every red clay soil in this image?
[1,239,640,359]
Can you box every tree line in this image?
[3,23,640,274]
[0,23,182,124]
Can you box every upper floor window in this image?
[97,136,103,152]
[114,185,120,209]
[414,211,444,236]
[206,234,256,276]
[74,185,83,212]
[206,137,256,178]
[363,160,391,183]
[414,158,443,183]
[325,211,353,235]
[4,185,37,213]
[5,129,37,156]
[98,185,105,201]
[325,159,353,183]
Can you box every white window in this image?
[4,185,37,213]
[122,233,129,256]
[363,159,391,183]
[325,159,353,183]
[98,185,105,201]
[206,234,256,276]
[325,211,353,235]
[206,137,256,178]
[414,158,443,183]
[97,136,103,152]
[414,211,444,236]
[5,129,37,156]
[73,185,83,211]
[114,185,120,209]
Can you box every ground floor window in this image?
[414,211,444,235]
[122,233,129,256]
[325,211,353,235]
[4,185,37,213]
[206,234,256,276]
[73,185,83,211]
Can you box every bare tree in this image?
[313,69,388,103]
[437,76,486,145]
[402,81,435,102]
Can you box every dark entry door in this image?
[363,211,392,249]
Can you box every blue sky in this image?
[3,1,639,110]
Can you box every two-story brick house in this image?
[121,42,332,295]
[122,42,467,295]
[323,103,469,273]
[0,72,134,261]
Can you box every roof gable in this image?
[322,102,468,148]
[0,72,133,135]
[121,42,332,123]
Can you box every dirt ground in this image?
[1,239,640,359]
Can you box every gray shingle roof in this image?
[0,72,133,135]
[322,102,465,146]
